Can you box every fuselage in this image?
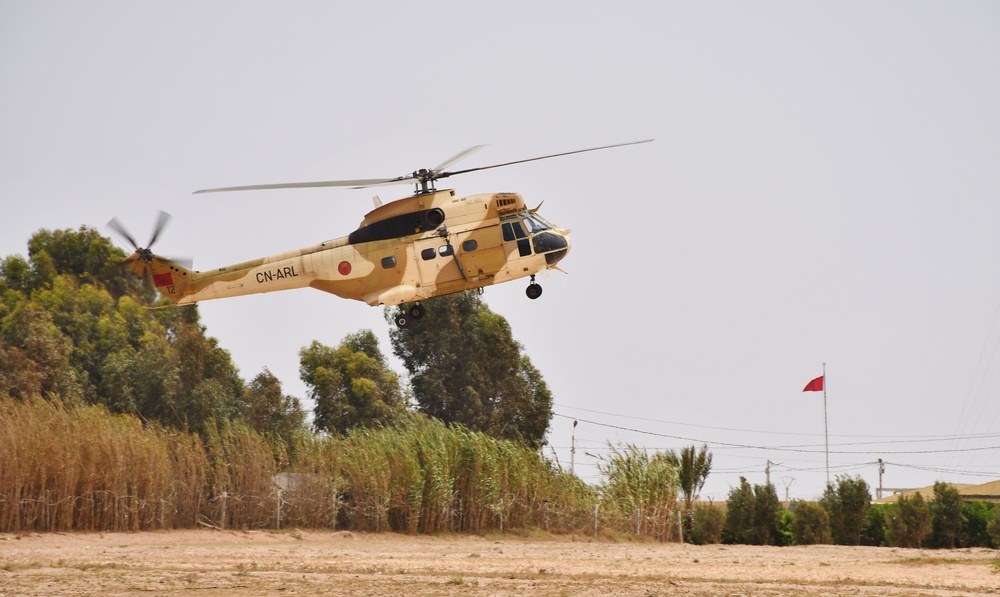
[137,189,570,307]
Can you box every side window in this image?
[517,239,531,257]
[502,222,527,241]
[502,223,514,242]
[438,244,453,257]
[381,256,396,269]
[462,239,478,252]
[420,248,436,261]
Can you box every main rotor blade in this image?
[194,139,653,195]
[106,217,139,250]
[194,177,407,194]
[156,255,193,270]
[147,210,171,248]
[432,145,487,173]
[439,139,654,180]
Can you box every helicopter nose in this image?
[531,231,570,266]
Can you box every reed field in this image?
[0,397,680,538]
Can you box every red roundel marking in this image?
[338,261,352,275]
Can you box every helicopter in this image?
[111,139,652,327]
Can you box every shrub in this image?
[961,501,996,548]
[689,503,724,544]
[988,507,1000,548]
[723,477,781,545]
[820,475,871,545]
[928,482,962,548]
[791,501,831,545]
[775,508,795,546]
[886,492,931,548]
[861,503,889,547]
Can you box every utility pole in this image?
[877,458,885,500]
[765,460,772,486]
[570,420,578,476]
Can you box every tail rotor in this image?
[106,211,190,290]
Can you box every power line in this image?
[555,403,1000,441]
[886,462,1000,478]
[555,413,1000,456]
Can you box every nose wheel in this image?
[526,275,543,300]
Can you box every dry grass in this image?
[1,398,673,538]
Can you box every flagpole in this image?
[823,362,829,486]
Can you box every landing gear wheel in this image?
[408,303,426,319]
[394,312,410,328]
[526,283,543,300]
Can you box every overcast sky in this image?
[3,1,999,501]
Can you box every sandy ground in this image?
[1,530,997,596]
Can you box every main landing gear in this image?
[526,275,543,300]
[394,279,542,328]
[394,302,426,328]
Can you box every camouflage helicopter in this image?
[111,140,651,327]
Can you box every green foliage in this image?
[886,492,932,548]
[690,503,724,545]
[667,444,712,512]
[861,503,889,546]
[961,501,996,548]
[775,508,795,546]
[0,227,246,435]
[388,292,553,448]
[0,301,78,399]
[791,501,832,545]
[819,475,871,545]
[723,477,754,544]
[299,331,404,434]
[1,255,33,294]
[723,477,782,545]
[928,482,962,548]
[988,506,1000,548]
[242,368,307,448]
[754,481,783,545]
[28,226,121,282]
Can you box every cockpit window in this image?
[523,215,550,234]
[503,211,550,235]
[502,221,527,242]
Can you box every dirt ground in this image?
[0,530,997,596]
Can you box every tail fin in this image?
[122,253,196,304]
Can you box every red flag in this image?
[803,375,824,392]
[153,272,173,287]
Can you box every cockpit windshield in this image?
[520,212,550,234]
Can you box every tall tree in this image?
[242,368,307,446]
[300,331,404,434]
[723,477,755,544]
[820,475,871,545]
[724,477,781,545]
[668,444,713,512]
[886,492,931,548]
[791,500,832,545]
[0,301,79,399]
[27,225,121,282]
[388,292,552,448]
[928,482,963,548]
[0,227,246,436]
